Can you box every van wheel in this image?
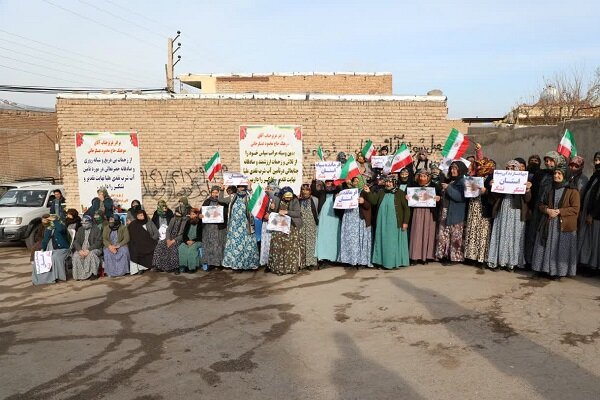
[25,225,38,250]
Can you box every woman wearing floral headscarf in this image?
[487,160,532,271]
[153,203,187,273]
[222,184,260,271]
[568,155,588,192]
[72,215,103,280]
[463,157,495,265]
[531,164,580,278]
[152,199,174,230]
[578,151,600,270]
[268,187,305,274]
[435,161,469,265]
[298,183,319,269]
[84,187,114,221]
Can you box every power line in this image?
[0,85,166,93]
[78,0,167,40]
[41,0,163,50]
[104,0,177,37]
[0,45,147,87]
[0,29,157,81]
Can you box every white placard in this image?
[371,155,392,169]
[333,188,359,209]
[201,205,225,224]
[266,213,291,234]
[75,131,142,210]
[34,250,53,274]
[239,125,303,194]
[315,161,341,181]
[464,176,485,198]
[223,172,249,187]
[491,170,528,194]
[158,224,168,241]
[406,187,437,207]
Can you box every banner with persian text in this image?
[239,125,303,193]
[75,131,142,210]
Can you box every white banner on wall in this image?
[239,125,303,194]
[75,131,142,210]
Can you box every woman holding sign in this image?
[531,165,580,278]
[338,177,372,267]
[200,186,229,270]
[268,187,304,274]
[222,184,260,271]
[407,169,440,265]
[364,176,410,269]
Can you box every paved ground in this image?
[1,243,600,400]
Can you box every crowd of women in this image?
[30,145,600,285]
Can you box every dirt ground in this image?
[1,243,600,400]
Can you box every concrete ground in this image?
[1,243,600,400]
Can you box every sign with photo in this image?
[201,205,225,224]
[266,212,291,234]
[333,188,359,209]
[491,170,528,194]
[406,187,437,207]
[464,176,485,198]
[371,155,392,169]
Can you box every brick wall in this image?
[214,73,392,95]
[0,110,58,182]
[57,95,447,211]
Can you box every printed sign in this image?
[333,188,359,209]
[464,176,485,198]
[75,131,142,210]
[371,155,392,169]
[201,205,225,224]
[315,161,341,181]
[266,212,291,234]
[406,187,437,207]
[223,172,249,187]
[491,170,528,194]
[239,125,303,194]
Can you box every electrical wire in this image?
[41,0,162,50]
[104,0,177,37]
[0,84,166,93]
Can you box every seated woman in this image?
[152,200,174,230]
[154,205,187,273]
[128,209,159,274]
[178,208,203,273]
[126,199,143,225]
[102,218,130,277]
[85,187,114,222]
[72,215,103,280]
[32,214,69,285]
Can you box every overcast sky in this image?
[1,0,599,117]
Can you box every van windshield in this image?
[0,190,47,207]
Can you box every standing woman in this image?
[268,187,305,274]
[463,158,495,266]
[408,169,441,265]
[200,186,229,270]
[338,177,372,268]
[128,209,159,274]
[364,176,410,269]
[85,187,114,221]
[102,217,130,277]
[578,151,600,269]
[312,179,342,264]
[487,160,532,270]
[435,161,468,265]
[152,200,174,230]
[298,183,318,269]
[531,165,580,278]
[153,205,187,273]
[259,180,280,266]
[222,185,260,271]
[32,214,69,285]
[71,215,103,280]
[178,208,203,273]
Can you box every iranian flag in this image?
[317,146,325,161]
[249,185,269,219]
[204,152,222,181]
[557,129,577,158]
[361,139,377,161]
[334,155,360,185]
[390,144,412,172]
[442,128,470,160]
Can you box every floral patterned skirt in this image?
[435,207,465,262]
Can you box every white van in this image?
[0,183,66,247]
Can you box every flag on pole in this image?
[441,128,470,160]
[361,139,377,161]
[204,152,222,181]
[248,185,269,219]
[390,143,412,172]
[317,146,325,161]
[334,155,360,185]
[557,129,577,158]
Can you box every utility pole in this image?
[165,31,181,92]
